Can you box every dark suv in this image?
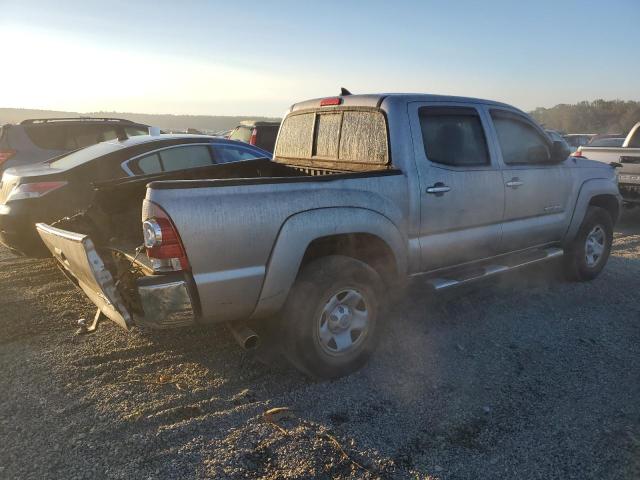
[0,118,153,173]
[228,120,280,153]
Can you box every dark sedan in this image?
[0,134,269,256]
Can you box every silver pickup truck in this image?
[577,122,640,205]
[36,93,621,379]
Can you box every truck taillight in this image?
[142,200,190,273]
[249,128,257,145]
[572,150,584,157]
[0,149,16,166]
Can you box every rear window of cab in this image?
[274,108,389,171]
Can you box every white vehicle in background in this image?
[577,122,640,205]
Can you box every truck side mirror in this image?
[550,140,570,163]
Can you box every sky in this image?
[0,0,638,117]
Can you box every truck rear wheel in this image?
[281,255,383,379]
[564,206,613,281]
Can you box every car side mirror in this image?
[550,140,570,163]
[526,145,551,163]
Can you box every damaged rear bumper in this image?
[36,222,196,330]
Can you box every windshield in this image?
[48,141,125,170]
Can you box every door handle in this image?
[506,178,524,189]
[426,183,451,195]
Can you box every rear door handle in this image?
[426,183,451,195]
[506,178,524,189]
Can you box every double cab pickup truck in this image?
[36,93,621,379]
[577,121,640,205]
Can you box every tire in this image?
[564,206,613,281]
[280,255,384,379]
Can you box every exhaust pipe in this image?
[226,322,260,350]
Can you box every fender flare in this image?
[250,207,407,319]
[563,178,621,246]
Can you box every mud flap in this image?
[36,223,133,330]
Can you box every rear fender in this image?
[250,207,407,319]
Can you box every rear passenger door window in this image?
[418,107,490,167]
[159,145,213,172]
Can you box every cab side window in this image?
[419,107,490,167]
[491,111,550,165]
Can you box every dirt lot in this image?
[1,213,639,480]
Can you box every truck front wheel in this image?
[564,206,613,281]
[281,255,383,379]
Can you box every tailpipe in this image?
[226,322,260,350]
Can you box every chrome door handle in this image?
[426,184,451,194]
[506,178,524,188]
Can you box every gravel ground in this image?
[1,212,639,479]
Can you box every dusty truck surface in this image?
[577,121,640,205]
[37,93,621,379]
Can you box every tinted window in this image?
[49,141,125,170]
[214,145,265,163]
[24,124,70,150]
[124,126,148,137]
[72,125,119,148]
[255,125,279,152]
[136,153,162,174]
[491,111,550,165]
[159,145,212,172]
[419,107,489,167]
[229,126,252,143]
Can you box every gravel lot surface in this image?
[1,212,639,479]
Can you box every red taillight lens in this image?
[572,150,584,157]
[249,128,257,145]
[320,97,342,106]
[6,181,67,201]
[0,149,16,166]
[142,200,190,272]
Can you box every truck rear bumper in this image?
[35,222,197,330]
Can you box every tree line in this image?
[530,100,640,135]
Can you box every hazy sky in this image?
[1,0,638,116]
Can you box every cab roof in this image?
[290,93,518,113]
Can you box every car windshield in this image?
[48,141,125,170]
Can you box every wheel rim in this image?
[316,288,370,356]
[585,225,606,268]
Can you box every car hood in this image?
[570,157,614,169]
